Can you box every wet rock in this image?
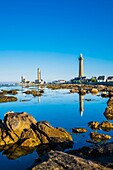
[72,128,87,133]
[104,97,113,120]
[90,132,111,141]
[104,106,113,120]
[29,150,110,170]
[67,142,113,169]
[109,92,113,97]
[70,89,78,93]
[96,85,107,92]
[100,121,113,131]
[1,90,18,95]
[90,88,98,94]
[88,121,100,130]
[36,140,73,159]
[101,92,109,98]
[107,97,113,106]
[89,121,113,131]
[101,92,113,98]
[23,90,43,97]
[0,96,17,103]
[24,90,31,94]
[79,89,86,95]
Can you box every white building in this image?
[107,76,113,82]
[21,76,27,83]
[97,76,106,82]
[52,80,66,84]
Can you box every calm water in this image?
[0,85,113,170]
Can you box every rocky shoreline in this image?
[0,89,18,103]
[0,84,113,103]
[0,111,113,169]
[28,149,113,170]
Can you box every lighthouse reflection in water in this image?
[79,94,84,117]
[37,91,84,117]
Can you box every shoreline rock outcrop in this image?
[104,97,113,120]
[0,112,73,149]
[67,142,113,169]
[28,150,112,170]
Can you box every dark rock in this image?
[70,89,79,93]
[28,150,110,170]
[67,142,113,169]
[85,98,92,101]
[36,140,73,159]
[86,139,99,144]
[20,99,31,102]
[101,92,109,98]
[39,89,44,93]
[109,92,113,97]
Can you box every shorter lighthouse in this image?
[37,68,41,81]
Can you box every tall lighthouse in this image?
[79,53,84,78]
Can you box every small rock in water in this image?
[85,99,92,101]
[90,132,111,141]
[90,88,98,94]
[70,89,78,93]
[100,121,113,131]
[88,121,100,130]
[72,128,87,133]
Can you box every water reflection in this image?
[0,144,36,160]
[79,94,84,117]
[38,96,41,103]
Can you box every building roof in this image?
[107,76,113,80]
[98,76,106,80]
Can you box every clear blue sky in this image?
[0,0,113,82]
